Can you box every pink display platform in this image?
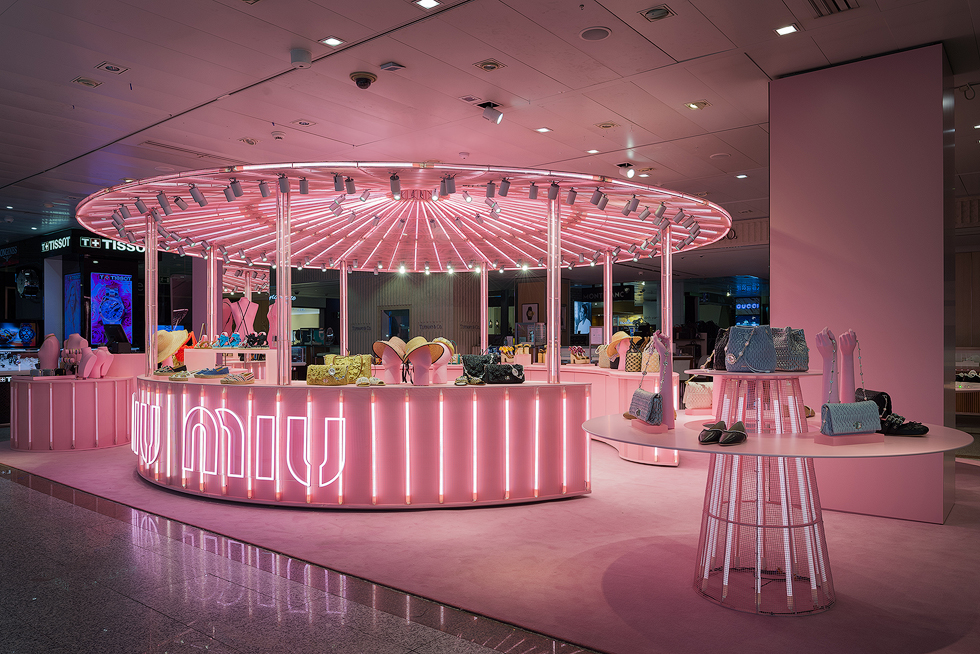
[133,377,591,509]
[10,376,134,451]
[583,413,971,615]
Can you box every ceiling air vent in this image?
[595,121,620,129]
[72,76,102,88]
[809,0,858,18]
[96,61,129,74]
[459,94,482,104]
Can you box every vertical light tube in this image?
[306,392,313,504]
[276,184,292,385]
[275,390,283,500]
[471,390,478,501]
[404,392,411,505]
[546,194,561,383]
[145,212,158,374]
[660,224,672,343]
[561,387,568,494]
[480,265,489,352]
[533,389,540,497]
[338,392,345,505]
[438,391,445,503]
[246,389,253,498]
[504,389,510,500]
[339,259,349,354]
[206,250,219,343]
[602,250,613,346]
[371,392,378,505]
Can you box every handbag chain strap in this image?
[826,334,868,404]
[856,339,868,400]
[826,336,837,404]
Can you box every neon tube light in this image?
[371,392,378,505]
[472,390,478,501]
[439,391,445,504]
[562,387,568,494]
[534,389,540,497]
[404,392,411,505]
[337,391,345,504]
[504,389,510,500]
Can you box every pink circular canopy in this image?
[75,162,732,273]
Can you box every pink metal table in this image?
[582,412,972,615]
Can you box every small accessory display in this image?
[454,375,468,386]
[640,344,660,373]
[498,345,515,363]
[711,328,730,370]
[725,325,776,373]
[306,364,348,386]
[483,363,525,384]
[820,337,879,436]
[168,369,197,381]
[569,346,590,363]
[684,380,713,409]
[321,354,373,384]
[221,371,255,385]
[356,376,370,387]
[461,353,500,379]
[624,338,643,372]
[773,327,809,372]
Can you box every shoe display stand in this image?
[183,348,277,382]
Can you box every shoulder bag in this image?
[820,338,880,435]
[624,338,643,372]
[725,325,776,373]
[684,380,713,409]
[626,339,663,424]
[711,328,730,370]
[461,353,499,379]
[483,363,525,384]
[597,344,611,368]
[774,327,809,372]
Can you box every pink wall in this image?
[770,45,955,523]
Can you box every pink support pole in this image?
[205,252,219,344]
[144,212,158,374]
[603,250,613,345]
[546,194,561,384]
[480,265,489,353]
[276,184,292,385]
[340,259,349,355]
[660,224,672,342]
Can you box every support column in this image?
[546,195,561,383]
[480,265,489,352]
[339,260,349,355]
[660,224,672,343]
[244,269,252,304]
[144,213,158,374]
[205,253,219,343]
[603,252,613,344]
[276,186,292,385]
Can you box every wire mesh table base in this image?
[718,376,808,434]
[695,453,834,614]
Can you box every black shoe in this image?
[699,420,726,444]
[719,421,748,445]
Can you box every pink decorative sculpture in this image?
[653,331,674,429]
[381,351,402,385]
[79,347,99,379]
[815,327,839,404]
[839,329,857,403]
[616,338,632,371]
[406,348,433,386]
[95,346,113,377]
[39,333,60,370]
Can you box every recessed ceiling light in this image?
[595,121,620,129]
[640,5,674,22]
[736,174,748,179]
[72,76,102,88]
[291,119,316,126]
[31,226,37,230]
[5,206,11,209]
[684,100,710,110]
[415,0,440,8]
[320,36,345,47]
[638,173,650,178]
[586,149,600,154]
[535,127,551,133]
[975,124,980,129]
[95,61,129,74]
[775,25,799,36]
[474,58,506,72]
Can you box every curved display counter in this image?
[132,376,591,509]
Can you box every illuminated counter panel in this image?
[132,377,591,509]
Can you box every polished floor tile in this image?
[0,463,597,654]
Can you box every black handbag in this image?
[855,388,891,417]
[711,328,729,370]
[461,353,499,379]
[483,363,525,384]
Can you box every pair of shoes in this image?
[454,375,468,386]
[194,366,230,378]
[195,339,212,349]
[227,333,243,348]
[215,333,230,348]
[221,371,254,385]
[255,332,268,348]
[879,413,929,436]
[169,369,199,381]
[245,333,258,348]
[153,364,186,376]
[356,377,370,387]
[699,420,748,446]
[466,374,485,385]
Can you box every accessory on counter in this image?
[368,376,385,386]
[221,371,255,385]
[483,363,525,384]
[403,337,444,364]
[606,331,634,358]
[640,341,660,373]
[454,375,468,386]
[402,360,413,384]
[372,336,407,361]
[153,364,186,376]
[711,328,730,370]
[307,364,348,386]
[725,325,776,373]
[820,337,879,436]
[194,366,230,378]
[626,340,663,424]
[321,354,373,384]
[855,388,892,418]
[773,327,809,372]
[156,328,189,364]
[168,369,198,381]
[880,413,929,436]
[466,374,486,386]
[699,420,726,444]
[461,353,500,379]
[624,338,643,372]
[256,332,268,347]
[215,333,230,348]
[684,379,713,409]
[245,333,258,348]
[719,421,748,446]
[228,333,243,348]
[804,405,815,419]
[569,346,590,364]
[498,345,515,362]
[356,376,370,387]
[597,344,612,368]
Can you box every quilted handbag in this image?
[821,401,880,435]
[322,354,372,384]
[462,353,499,378]
[725,325,776,373]
[628,388,663,423]
[307,364,348,386]
[483,363,525,384]
[773,327,809,372]
[711,328,730,370]
[855,388,892,417]
[624,338,643,372]
[641,345,660,373]
[684,380,713,409]
[597,344,611,368]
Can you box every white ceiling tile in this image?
[807,14,898,65]
[597,0,737,62]
[714,125,770,167]
[685,52,770,124]
[742,34,830,79]
[668,133,760,174]
[691,0,799,47]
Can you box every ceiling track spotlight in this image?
[462,190,472,203]
[348,211,356,223]
[259,180,271,198]
[372,215,380,227]
[150,208,162,223]
[278,175,290,193]
[673,209,686,224]
[390,174,401,199]
[680,214,696,229]
[424,262,430,275]
[482,105,503,124]
[617,163,636,179]
[333,173,344,192]
[565,187,577,205]
[299,178,309,194]
[548,182,560,201]
[596,194,609,211]
[345,177,355,194]
[223,186,235,202]
[328,257,334,267]
[623,195,639,215]
[528,182,538,200]
[118,204,131,219]
[578,253,585,264]
[499,178,510,196]
[260,252,268,262]
[537,257,544,267]
[246,257,253,266]
[439,179,448,197]
[486,181,495,198]
[446,176,456,194]
[134,198,148,214]
[612,246,621,258]
[230,179,243,197]
[174,197,188,211]
[628,244,637,254]
[590,188,603,206]
[177,246,186,257]
[474,213,483,224]
[654,202,667,219]
[222,252,231,264]
[637,206,651,221]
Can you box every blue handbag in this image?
[725,325,777,373]
[820,336,880,435]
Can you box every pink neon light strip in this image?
[533,390,540,497]
[338,391,345,505]
[404,392,411,505]
[371,392,378,505]
[439,391,445,504]
[504,390,510,500]
[562,388,568,494]
[246,390,253,498]
[307,391,313,503]
[275,390,282,500]
[472,390,478,501]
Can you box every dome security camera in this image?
[350,72,377,90]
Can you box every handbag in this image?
[820,337,879,435]
[483,363,525,384]
[307,364,348,386]
[725,325,776,373]
[773,327,809,372]
[322,354,372,384]
[855,388,891,417]
[597,344,611,368]
[461,353,499,378]
[624,338,643,372]
[711,328,730,370]
[684,380,713,409]
[626,339,663,423]
[640,344,660,373]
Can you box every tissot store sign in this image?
[37,232,145,256]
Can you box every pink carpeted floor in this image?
[1,440,978,654]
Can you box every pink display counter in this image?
[132,377,591,509]
[11,376,134,451]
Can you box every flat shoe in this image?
[466,375,485,385]
[369,377,385,386]
[699,420,726,444]
[455,376,468,386]
[719,421,748,446]
[356,377,370,387]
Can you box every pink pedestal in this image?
[716,375,808,434]
[381,352,402,385]
[431,348,451,384]
[406,349,432,386]
[132,377,592,509]
[813,432,884,446]
[11,376,134,451]
[616,339,630,371]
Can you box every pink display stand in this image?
[132,377,591,509]
[615,339,631,371]
[431,346,452,384]
[380,350,402,385]
[11,376,134,451]
[406,348,433,386]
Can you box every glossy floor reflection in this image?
[0,465,597,654]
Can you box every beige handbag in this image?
[307,364,348,386]
[684,380,713,409]
[641,346,661,373]
[321,354,373,384]
[597,344,611,368]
